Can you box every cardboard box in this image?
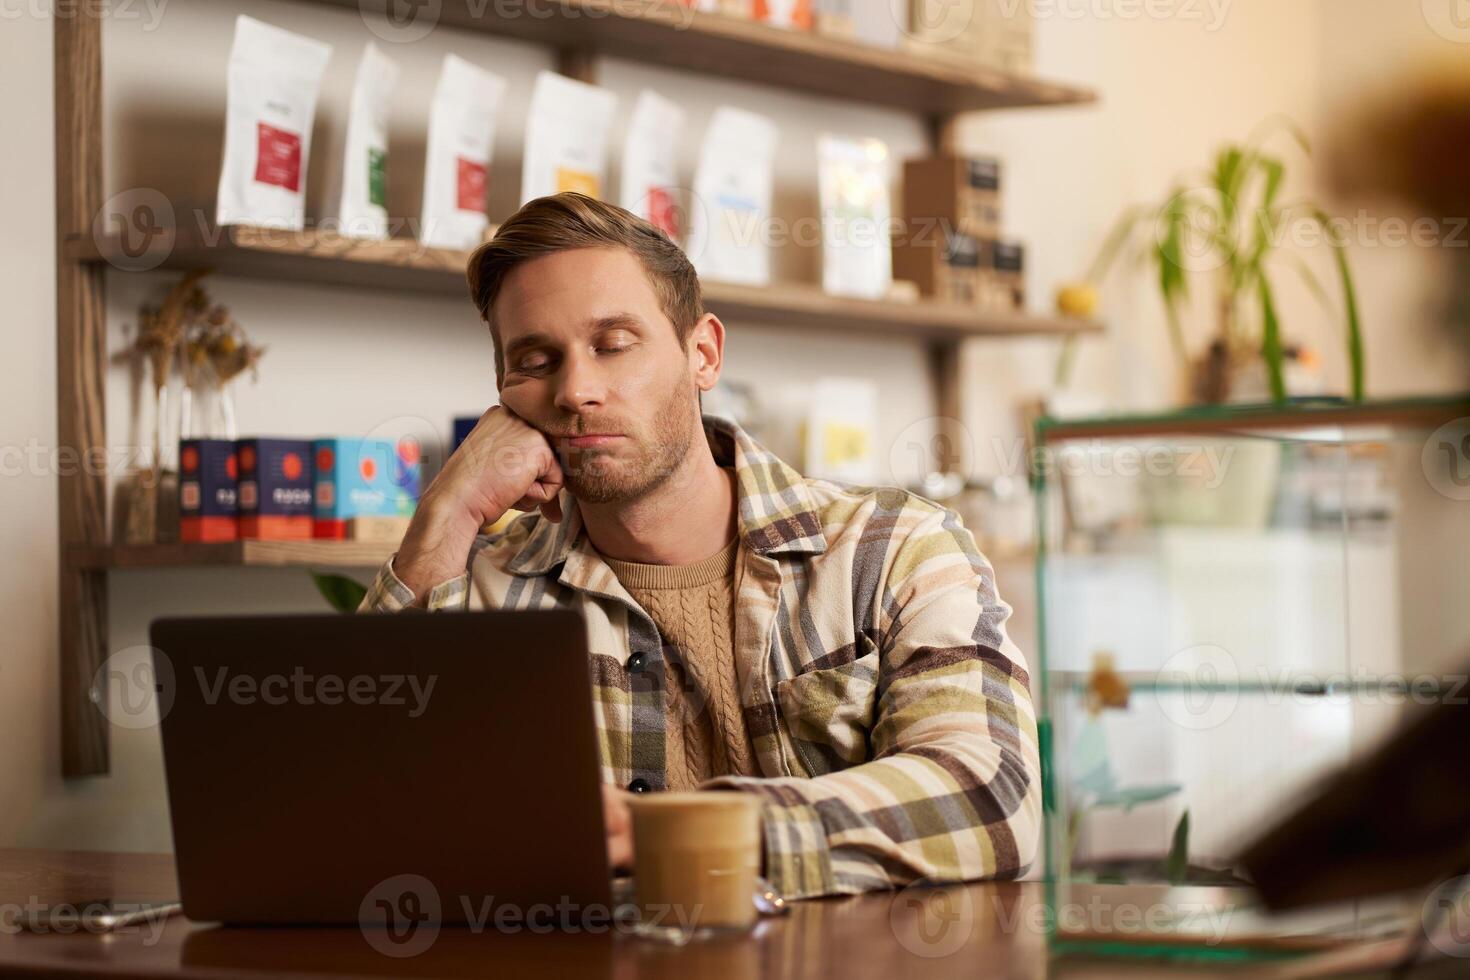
[236,438,313,540]
[816,0,907,47]
[903,155,1002,241]
[979,238,1025,312]
[892,221,982,305]
[179,439,238,542]
[986,2,1035,74]
[814,0,855,39]
[313,437,420,539]
[906,0,1034,74]
[346,515,414,544]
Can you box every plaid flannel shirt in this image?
[360,417,1041,899]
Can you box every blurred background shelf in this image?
[311,0,1097,115]
[70,541,396,570]
[71,227,1103,342]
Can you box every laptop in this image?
[150,610,612,925]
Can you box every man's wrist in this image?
[393,494,487,600]
[418,489,493,540]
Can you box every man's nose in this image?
[552,352,607,414]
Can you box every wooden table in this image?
[0,849,1428,979]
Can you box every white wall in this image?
[3,0,1462,852]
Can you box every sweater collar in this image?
[502,415,827,579]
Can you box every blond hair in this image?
[467,193,703,375]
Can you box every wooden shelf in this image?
[702,280,1098,341]
[68,225,473,297]
[308,0,1096,115]
[1035,397,1470,443]
[70,540,395,570]
[70,226,1102,342]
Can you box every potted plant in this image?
[1055,119,1364,406]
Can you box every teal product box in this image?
[313,437,421,539]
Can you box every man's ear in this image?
[688,313,725,393]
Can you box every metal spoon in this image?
[754,877,789,916]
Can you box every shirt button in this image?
[627,652,646,672]
[627,779,651,794]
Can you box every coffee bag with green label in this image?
[336,42,399,240]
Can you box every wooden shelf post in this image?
[926,112,968,477]
[55,11,110,777]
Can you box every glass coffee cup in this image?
[626,791,763,940]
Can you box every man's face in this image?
[494,247,703,504]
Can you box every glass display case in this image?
[1033,397,1470,962]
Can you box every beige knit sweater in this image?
[603,537,759,790]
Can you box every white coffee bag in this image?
[818,134,892,299]
[334,42,399,240]
[216,16,333,230]
[688,107,778,286]
[421,54,508,251]
[620,90,686,239]
[521,71,618,205]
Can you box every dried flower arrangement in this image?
[114,271,265,544]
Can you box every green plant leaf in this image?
[1244,113,1312,158]
[1259,270,1288,403]
[1277,116,1312,156]
[1156,192,1191,366]
[1091,784,1184,812]
[1313,207,1366,402]
[310,571,368,613]
[1243,205,1285,286]
[1166,809,1191,885]
[1288,254,1332,312]
[1086,204,1150,284]
[1055,334,1079,389]
[1259,156,1286,212]
[1065,807,1082,873]
[1162,296,1189,369]
[1215,146,1245,228]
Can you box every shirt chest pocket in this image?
[774,636,880,777]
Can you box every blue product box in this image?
[236,438,313,540]
[179,439,238,542]
[312,437,420,539]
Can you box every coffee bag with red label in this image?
[420,54,507,250]
[620,90,686,239]
[216,16,333,231]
